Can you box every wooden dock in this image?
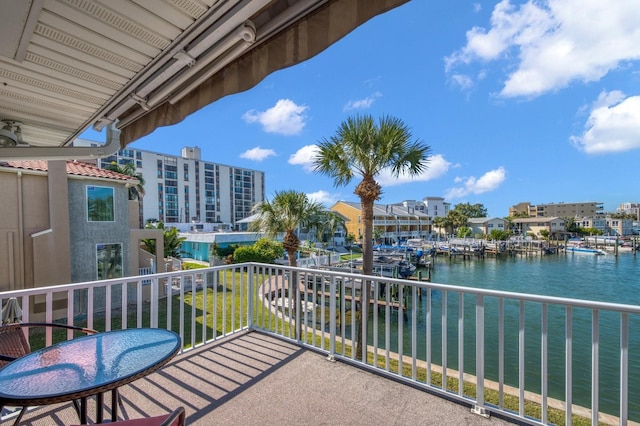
[302,287,405,311]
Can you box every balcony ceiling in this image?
[0,0,408,159]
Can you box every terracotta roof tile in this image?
[0,160,137,182]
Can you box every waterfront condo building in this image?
[509,201,604,218]
[98,146,265,229]
[331,200,433,245]
[617,202,640,221]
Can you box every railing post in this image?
[472,294,488,417]
[591,309,599,425]
[328,275,336,361]
[620,312,629,424]
[294,268,301,341]
[248,265,254,329]
[150,277,158,329]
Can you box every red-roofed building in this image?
[0,160,165,317]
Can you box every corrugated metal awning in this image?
[0,0,409,159]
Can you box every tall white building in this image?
[421,196,451,218]
[99,146,265,228]
[617,202,640,220]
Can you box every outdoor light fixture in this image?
[0,121,24,148]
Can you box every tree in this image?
[489,229,510,241]
[314,114,430,359]
[453,202,487,218]
[104,161,145,200]
[564,217,580,234]
[373,227,384,244]
[323,211,346,250]
[457,226,472,238]
[210,243,237,260]
[447,210,468,235]
[233,239,283,264]
[250,190,323,268]
[141,221,186,258]
[432,216,447,238]
[345,233,356,248]
[250,190,323,340]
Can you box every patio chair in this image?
[71,406,186,426]
[0,322,110,425]
[0,322,97,367]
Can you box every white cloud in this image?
[449,74,474,90]
[307,190,340,206]
[239,146,276,161]
[445,167,506,199]
[445,0,640,98]
[570,91,640,154]
[376,154,454,186]
[343,92,382,111]
[474,3,482,13]
[288,144,319,172]
[242,99,308,135]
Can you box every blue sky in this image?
[84,0,640,217]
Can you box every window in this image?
[96,243,122,280]
[87,186,114,222]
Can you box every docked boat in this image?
[348,255,417,279]
[566,246,606,255]
[372,255,416,278]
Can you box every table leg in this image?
[111,389,118,422]
[80,397,88,424]
[96,392,104,423]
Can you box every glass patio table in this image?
[0,328,181,424]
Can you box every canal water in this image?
[365,252,640,420]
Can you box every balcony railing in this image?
[2,263,639,425]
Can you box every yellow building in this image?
[330,201,431,245]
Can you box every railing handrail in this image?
[3,261,640,315]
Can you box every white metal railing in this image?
[2,263,640,425]
[295,253,342,268]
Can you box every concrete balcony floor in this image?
[2,331,515,425]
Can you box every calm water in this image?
[364,252,640,420]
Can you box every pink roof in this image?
[0,160,138,182]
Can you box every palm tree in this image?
[432,216,446,239]
[314,114,430,359]
[373,227,384,245]
[104,161,145,200]
[250,190,323,268]
[448,210,468,235]
[324,211,346,251]
[250,190,323,340]
[141,221,186,258]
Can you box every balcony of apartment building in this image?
[2,263,639,425]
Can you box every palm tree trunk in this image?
[355,197,374,360]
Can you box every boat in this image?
[372,255,417,278]
[348,255,417,279]
[566,246,606,255]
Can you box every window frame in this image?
[86,185,115,222]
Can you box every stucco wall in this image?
[68,179,131,283]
